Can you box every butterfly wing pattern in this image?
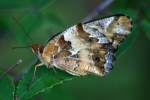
[34,15,132,77]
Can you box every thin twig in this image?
[0,59,23,80]
[82,0,114,23]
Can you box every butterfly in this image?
[31,14,132,77]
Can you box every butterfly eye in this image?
[95,56,100,62]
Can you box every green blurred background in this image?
[0,0,150,100]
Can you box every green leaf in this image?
[15,65,75,100]
[0,71,14,100]
[30,85,74,100]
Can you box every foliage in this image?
[0,71,14,100]
[0,0,149,100]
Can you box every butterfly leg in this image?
[33,63,44,80]
[27,63,44,89]
[35,63,44,68]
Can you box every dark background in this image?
[0,0,150,100]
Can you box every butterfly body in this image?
[32,15,132,76]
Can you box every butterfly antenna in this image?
[11,45,32,50]
[0,59,23,80]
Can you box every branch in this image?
[82,0,114,23]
